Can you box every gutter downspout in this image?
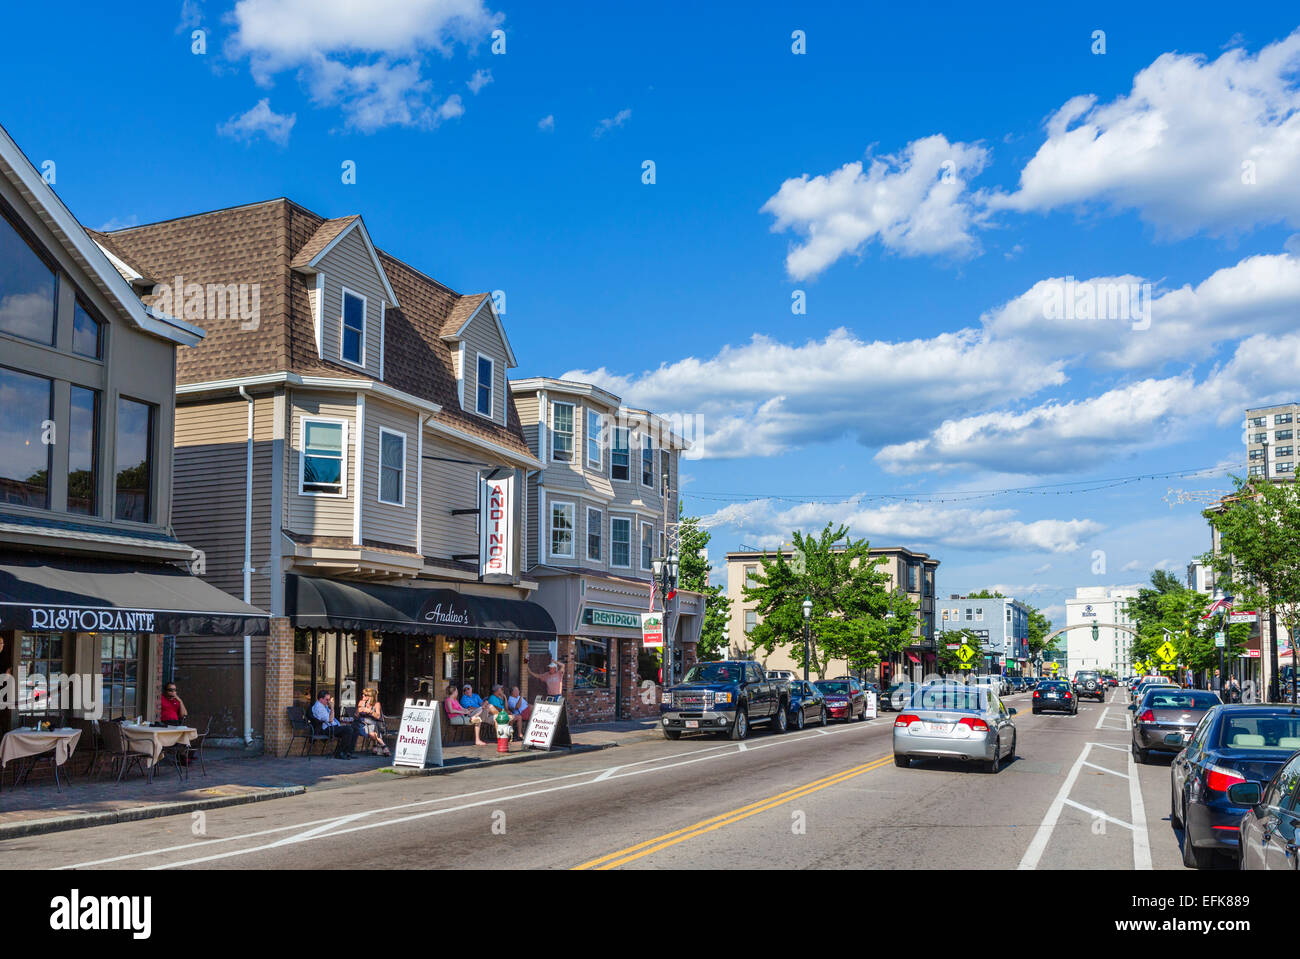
[239,386,255,746]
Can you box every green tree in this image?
[1026,604,1054,657]
[1203,477,1300,699]
[676,509,730,662]
[742,523,916,679]
[936,627,983,674]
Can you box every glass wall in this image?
[0,208,57,345]
[114,396,155,522]
[0,367,53,509]
[67,386,99,516]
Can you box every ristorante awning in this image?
[286,574,557,642]
[0,552,269,635]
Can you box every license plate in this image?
[1045,693,1058,699]
[925,722,951,733]
[685,720,699,728]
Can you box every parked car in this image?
[660,660,790,741]
[1032,679,1077,715]
[1129,687,1221,763]
[1234,750,1300,870]
[882,682,918,712]
[766,669,797,681]
[785,680,829,730]
[1072,670,1106,703]
[1008,677,1028,693]
[892,682,1017,773]
[1170,704,1300,868]
[814,678,868,722]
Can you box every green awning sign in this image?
[581,607,642,630]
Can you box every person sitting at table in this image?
[354,687,390,757]
[159,683,188,726]
[311,690,358,759]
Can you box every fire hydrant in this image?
[496,719,512,753]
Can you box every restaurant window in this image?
[17,632,64,720]
[611,517,631,568]
[550,501,575,558]
[641,435,654,487]
[99,633,139,721]
[341,289,365,366]
[300,417,346,496]
[551,402,574,462]
[575,638,609,689]
[586,507,602,562]
[378,428,405,506]
[114,396,155,522]
[0,366,52,509]
[68,385,99,516]
[611,428,630,481]
[641,521,654,570]
[72,300,103,359]
[0,207,57,346]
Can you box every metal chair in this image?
[284,706,312,757]
[100,720,150,783]
[166,716,212,779]
[69,718,101,777]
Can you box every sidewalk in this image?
[0,718,662,839]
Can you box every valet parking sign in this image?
[393,698,443,768]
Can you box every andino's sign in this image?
[30,606,156,632]
[581,607,641,630]
[421,602,471,627]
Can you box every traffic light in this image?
[1091,622,1099,642]
[672,647,684,680]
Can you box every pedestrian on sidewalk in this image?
[312,690,358,759]
[529,661,565,698]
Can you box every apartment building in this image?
[0,125,266,736]
[1186,560,1214,596]
[96,198,557,752]
[937,596,1032,675]
[1065,586,1139,676]
[511,378,705,724]
[1245,403,1299,480]
[725,546,938,684]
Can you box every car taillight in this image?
[1138,709,1155,723]
[958,717,989,732]
[1064,692,1072,699]
[894,714,920,727]
[1033,691,1040,698]
[1206,765,1247,794]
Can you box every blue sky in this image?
[6,2,1300,625]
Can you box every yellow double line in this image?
[573,753,894,870]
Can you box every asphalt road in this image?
[2,687,1210,870]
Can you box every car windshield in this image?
[682,664,739,684]
[1145,691,1219,710]
[1039,682,1068,690]
[1216,712,1300,750]
[908,685,987,713]
[815,681,852,695]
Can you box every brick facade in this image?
[263,617,294,756]
[527,634,698,725]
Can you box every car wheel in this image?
[894,754,910,768]
[794,708,805,731]
[772,705,788,735]
[985,742,1001,774]
[1170,780,1183,831]
[1009,731,1017,763]
[663,729,681,741]
[858,703,868,721]
[730,706,749,741]
[820,707,829,727]
[1032,708,1040,715]
[1134,744,1148,764]
[1182,823,1216,870]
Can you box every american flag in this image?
[1202,597,1233,619]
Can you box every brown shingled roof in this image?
[439,292,488,338]
[290,215,358,269]
[85,228,156,284]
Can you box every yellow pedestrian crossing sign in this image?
[1156,641,1177,663]
[956,643,976,664]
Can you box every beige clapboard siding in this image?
[317,227,388,374]
[421,434,481,559]
[515,393,539,455]
[174,396,274,610]
[361,398,418,548]
[287,391,357,540]
[460,307,508,426]
[525,472,539,568]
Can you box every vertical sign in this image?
[641,611,664,649]
[479,474,515,577]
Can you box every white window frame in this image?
[298,415,349,498]
[640,521,654,570]
[586,409,603,468]
[549,500,576,559]
[586,507,603,562]
[610,515,632,569]
[377,426,406,507]
[641,434,654,488]
[476,352,494,419]
[339,287,367,369]
[611,428,630,482]
[551,401,575,463]
[744,610,758,634]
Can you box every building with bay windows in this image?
[0,124,267,738]
[511,378,705,724]
[93,198,556,752]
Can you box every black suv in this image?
[1073,670,1106,702]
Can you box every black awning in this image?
[286,574,556,643]
[0,552,269,635]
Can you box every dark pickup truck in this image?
[660,660,789,741]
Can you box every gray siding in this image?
[460,306,508,426]
[315,227,389,374]
[421,434,481,560]
[286,391,357,540]
[361,398,418,549]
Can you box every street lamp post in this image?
[801,597,813,683]
[1214,588,1233,696]
[651,551,680,686]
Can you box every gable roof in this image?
[290,214,399,307]
[439,292,517,367]
[0,122,202,347]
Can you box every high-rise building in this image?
[1065,586,1141,676]
[1244,403,1299,480]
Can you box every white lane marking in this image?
[265,812,369,847]
[1019,742,1091,870]
[56,721,880,870]
[1063,798,1133,830]
[1095,707,1110,729]
[736,743,748,751]
[1127,746,1152,870]
[1081,760,1129,779]
[1092,742,1128,752]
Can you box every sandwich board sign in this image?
[523,696,573,751]
[392,698,443,768]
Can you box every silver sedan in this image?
[892,683,1018,773]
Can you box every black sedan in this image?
[1235,749,1300,870]
[1031,680,1077,715]
[1130,688,1220,763]
[814,679,868,722]
[1170,704,1300,868]
[785,680,829,731]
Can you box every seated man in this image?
[159,683,188,726]
[311,690,359,759]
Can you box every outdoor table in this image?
[120,724,196,782]
[0,727,82,791]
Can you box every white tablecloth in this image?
[120,725,196,768]
[0,728,82,768]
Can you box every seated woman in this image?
[507,685,530,729]
[355,687,390,757]
[487,684,521,738]
[444,685,488,746]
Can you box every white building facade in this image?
[1065,586,1140,676]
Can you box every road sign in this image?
[1228,611,1258,624]
[1160,664,1178,672]
[945,644,959,650]
[1156,641,1177,663]
[1214,631,1226,649]
[956,643,976,663]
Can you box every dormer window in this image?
[341,288,365,366]
[477,354,494,417]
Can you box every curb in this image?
[382,741,617,776]
[0,786,306,841]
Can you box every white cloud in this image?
[1033,563,1053,574]
[228,0,498,130]
[594,108,631,138]
[176,0,203,32]
[537,114,554,132]
[699,497,1102,555]
[436,93,465,121]
[217,98,296,146]
[466,68,492,94]
[760,134,990,279]
[989,30,1300,237]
